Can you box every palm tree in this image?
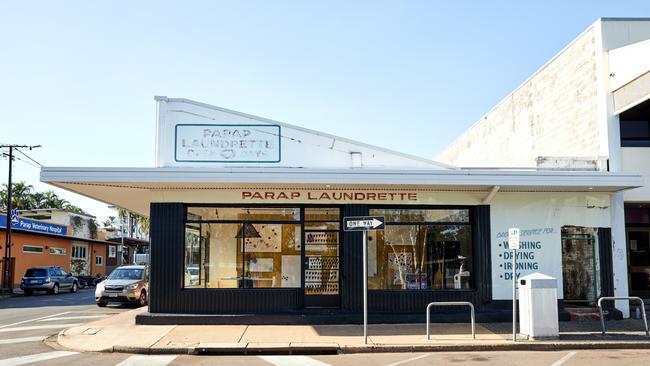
[2,182,35,210]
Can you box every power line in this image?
[13,156,40,169]
[14,148,43,167]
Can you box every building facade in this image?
[40,96,641,323]
[438,18,650,317]
[1,210,110,287]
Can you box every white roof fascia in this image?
[40,167,643,191]
[158,97,456,170]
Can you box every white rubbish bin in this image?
[518,272,559,339]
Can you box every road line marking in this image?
[259,355,332,366]
[551,351,578,366]
[38,315,109,321]
[0,336,46,344]
[0,311,70,329]
[0,323,81,332]
[115,355,178,366]
[0,351,78,366]
[386,353,432,366]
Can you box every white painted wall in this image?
[607,39,650,91]
[155,97,449,170]
[622,148,650,201]
[490,192,612,300]
[437,26,601,168]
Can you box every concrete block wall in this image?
[437,27,601,168]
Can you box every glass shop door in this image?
[303,207,341,307]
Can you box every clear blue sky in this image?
[1,1,649,220]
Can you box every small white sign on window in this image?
[109,245,117,258]
[508,228,520,250]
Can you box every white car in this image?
[95,265,149,307]
[186,266,199,285]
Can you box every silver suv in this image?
[95,265,149,307]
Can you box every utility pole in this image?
[1,144,41,291]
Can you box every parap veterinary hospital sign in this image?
[175,124,281,163]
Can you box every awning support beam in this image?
[482,185,500,204]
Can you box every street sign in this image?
[343,215,385,345]
[343,216,385,231]
[508,227,520,342]
[508,228,520,250]
[10,209,19,226]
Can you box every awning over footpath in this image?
[40,167,644,216]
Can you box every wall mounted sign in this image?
[0,215,68,236]
[174,124,281,163]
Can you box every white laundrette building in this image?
[438,18,650,318]
[39,93,642,324]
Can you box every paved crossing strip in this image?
[0,312,71,329]
[38,315,109,322]
[115,355,178,366]
[0,336,46,345]
[386,353,432,366]
[0,324,81,333]
[551,351,578,366]
[259,355,333,366]
[0,351,78,366]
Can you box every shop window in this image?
[368,208,473,290]
[95,256,103,266]
[187,207,300,222]
[49,247,67,255]
[23,245,44,254]
[184,206,302,289]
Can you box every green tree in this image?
[0,181,87,214]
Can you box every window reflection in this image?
[367,208,472,290]
[184,222,301,289]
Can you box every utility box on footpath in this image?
[518,272,559,339]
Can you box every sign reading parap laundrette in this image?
[175,124,281,163]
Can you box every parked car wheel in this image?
[138,290,147,307]
[96,300,108,307]
[70,282,78,293]
[49,284,59,295]
[24,289,33,296]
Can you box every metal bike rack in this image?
[426,301,475,339]
[597,296,649,336]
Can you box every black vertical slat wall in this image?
[341,205,368,310]
[598,227,615,297]
[149,202,185,313]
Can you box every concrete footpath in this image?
[54,308,650,355]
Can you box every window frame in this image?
[182,204,343,291]
[368,205,476,292]
[71,245,87,260]
[23,245,44,254]
[95,255,103,266]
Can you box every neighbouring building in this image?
[1,209,112,287]
[437,18,650,317]
[40,95,641,323]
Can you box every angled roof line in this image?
[437,18,602,157]
[154,96,456,170]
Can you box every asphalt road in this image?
[0,291,649,365]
